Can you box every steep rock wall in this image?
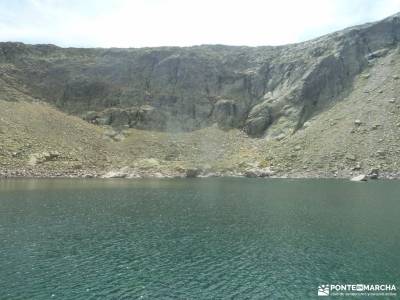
[1,13,400,136]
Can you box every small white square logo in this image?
[318,285,330,296]
[356,284,364,291]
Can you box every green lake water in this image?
[0,178,399,299]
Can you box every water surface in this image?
[0,178,399,299]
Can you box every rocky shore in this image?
[1,165,399,180]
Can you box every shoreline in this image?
[1,161,399,181]
[1,170,399,180]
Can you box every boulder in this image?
[102,171,127,178]
[103,129,126,142]
[352,162,361,170]
[345,154,356,161]
[368,168,379,179]
[28,151,60,165]
[244,170,258,178]
[94,107,139,127]
[134,105,167,130]
[47,151,60,159]
[82,111,99,123]
[185,168,201,178]
[96,116,112,125]
[377,150,386,157]
[102,167,130,178]
[108,108,131,127]
[274,133,286,141]
[366,48,389,60]
[244,167,273,178]
[104,129,118,138]
[350,174,367,182]
[244,101,272,137]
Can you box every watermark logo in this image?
[318,284,397,297]
[318,285,330,296]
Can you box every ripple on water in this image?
[0,178,400,299]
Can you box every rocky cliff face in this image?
[2,13,400,179]
[1,13,400,138]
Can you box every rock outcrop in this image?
[351,174,368,182]
[2,13,400,179]
[2,13,400,137]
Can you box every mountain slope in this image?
[1,13,400,178]
[265,48,400,178]
[1,13,400,137]
[0,99,109,176]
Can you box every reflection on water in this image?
[0,178,399,299]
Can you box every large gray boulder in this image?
[134,105,167,130]
[351,174,368,182]
[244,101,272,136]
[97,108,132,127]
